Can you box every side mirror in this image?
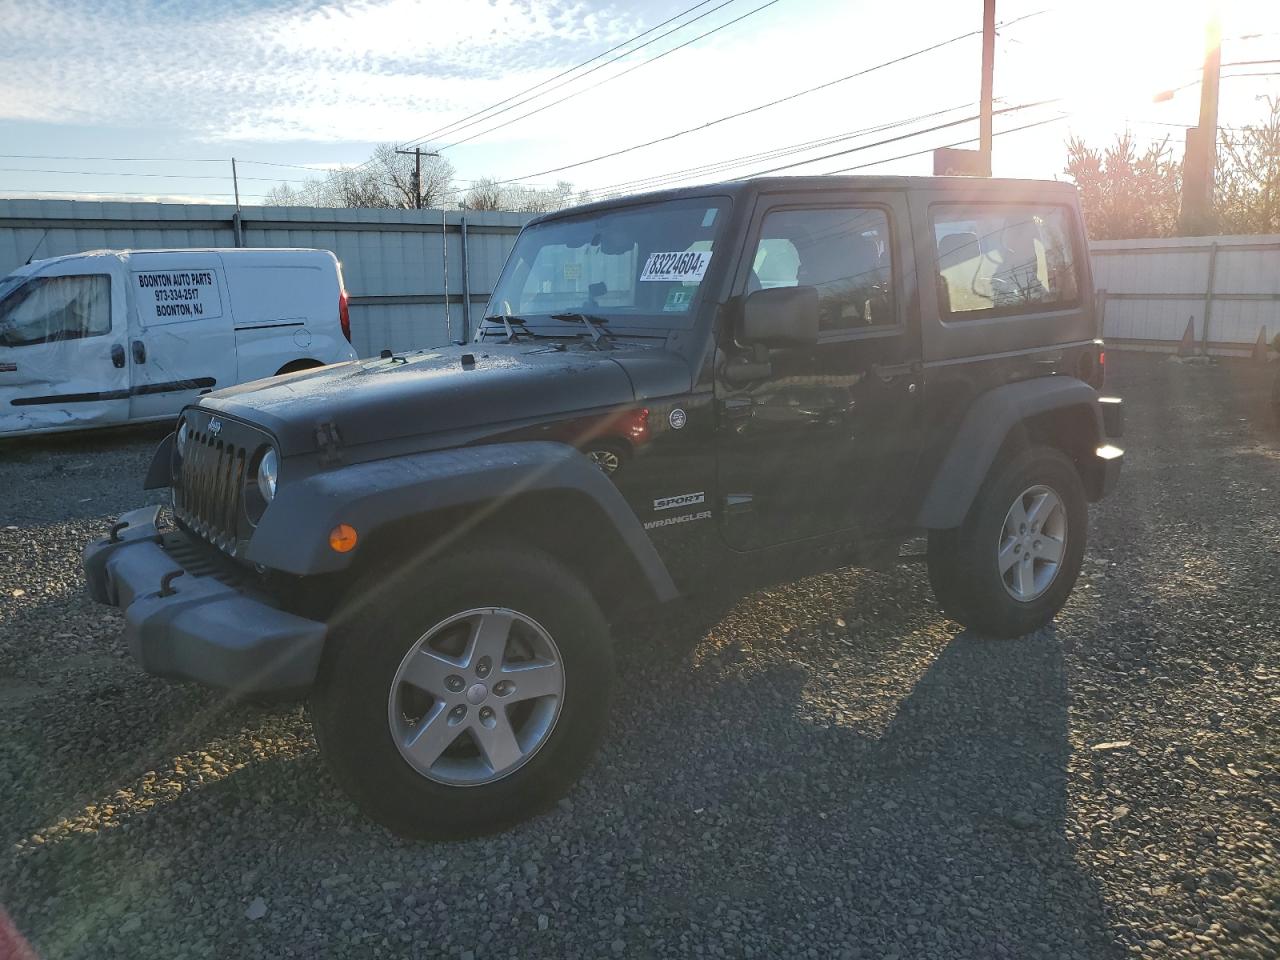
[741,286,819,347]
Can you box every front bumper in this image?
[82,506,326,694]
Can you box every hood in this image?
[200,342,690,456]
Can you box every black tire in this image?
[927,445,1087,638]
[311,542,613,839]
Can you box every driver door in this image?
[0,264,130,434]
[714,189,924,551]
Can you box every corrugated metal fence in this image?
[1091,234,1280,356]
[5,200,1278,358]
[0,199,534,358]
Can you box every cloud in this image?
[0,0,643,142]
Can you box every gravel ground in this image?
[1,352,1277,960]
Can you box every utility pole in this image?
[230,157,244,247]
[1181,13,1222,234]
[395,146,439,209]
[979,0,996,177]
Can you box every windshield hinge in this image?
[314,420,344,465]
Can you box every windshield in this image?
[486,196,729,326]
[0,274,26,304]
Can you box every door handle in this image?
[872,359,922,382]
[111,344,126,368]
[131,340,147,364]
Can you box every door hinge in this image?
[314,420,344,464]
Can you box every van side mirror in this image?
[741,286,819,347]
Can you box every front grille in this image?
[173,412,272,556]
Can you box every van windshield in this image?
[486,196,729,328]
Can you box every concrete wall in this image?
[1091,235,1280,356]
[0,200,534,358]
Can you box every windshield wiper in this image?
[482,314,530,343]
[550,312,614,347]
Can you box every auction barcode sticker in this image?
[639,250,712,283]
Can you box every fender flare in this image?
[914,377,1104,530]
[245,440,678,602]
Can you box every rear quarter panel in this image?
[223,251,355,381]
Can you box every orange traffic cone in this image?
[1254,326,1269,362]
[1177,315,1197,357]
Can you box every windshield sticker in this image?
[640,250,712,283]
[562,263,582,281]
[663,288,694,312]
[701,208,718,228]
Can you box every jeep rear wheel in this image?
[927,445,1087,638]
[311,543,612,839]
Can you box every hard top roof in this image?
[529,175,1077,225]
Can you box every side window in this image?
[751,207,895,331]
[0,275,112,347]
[932,204,1079,318]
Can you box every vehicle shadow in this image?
[3,569,1117,960]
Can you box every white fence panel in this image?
[1091,234,1280,355]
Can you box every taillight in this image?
[339,288,351,343]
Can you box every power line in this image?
[0,188,275,199]
[399,0,723,149]
[585,102,976,198]
[440,0,785,151]
[820,113,1069,175]
[0,153,227,163]
[731,98,1060,178]
[0,166,313,184]
[492,11,1045,186]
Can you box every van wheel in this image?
[311,542,613,839]
[927,445,1087,638]
[275,359,323,376]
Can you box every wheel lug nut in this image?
[450,705,466,720]
[475,657,492,679]
[446,675,464,692]
[494,681,511,696]
[479,706,494,720]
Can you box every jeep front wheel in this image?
[927,445,1087,638]
[311,543,613,839]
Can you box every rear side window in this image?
[0,275,112,347]
[932,204,1079,318]
[750,207,895,331]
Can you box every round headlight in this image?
[176,420,189,456]
[257,448,278,502]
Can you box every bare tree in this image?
[460,178,581,213]
[263,143,455,209]
[459,177,504,211]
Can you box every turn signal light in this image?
[328,523,359,553]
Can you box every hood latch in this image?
[314,420,344,465]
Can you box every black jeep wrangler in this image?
[84,176,1124,838]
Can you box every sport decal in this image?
[639,250,712,283]
[654,491,704,511]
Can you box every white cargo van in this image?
[0,248,358,437]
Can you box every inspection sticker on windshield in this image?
[640,250,712,283]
